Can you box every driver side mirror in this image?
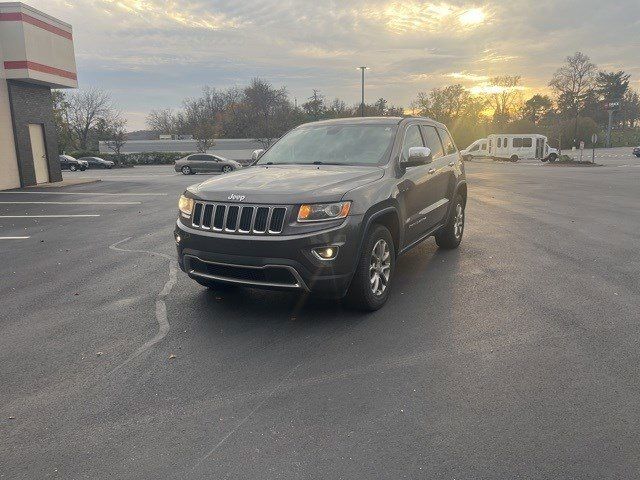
[251,149,265,162]
[402,146,432,167]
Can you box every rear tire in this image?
[345,224,395,311]
[222,165,233,173]
[435,194,465,250]
[510,155,519,162]
[181,165,192,175]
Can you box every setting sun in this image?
[459,8,486,26]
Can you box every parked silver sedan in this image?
[174,154,242,175]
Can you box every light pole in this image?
[357,66,369,117]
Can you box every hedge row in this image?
[66,151,184,166]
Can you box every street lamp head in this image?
[356,66,370,70]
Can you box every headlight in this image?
[178,194,194,217]
[297,201,351,222]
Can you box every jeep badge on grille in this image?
[228,194,246,202]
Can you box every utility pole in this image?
[357,66,368,117]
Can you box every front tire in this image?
[435,194,465,250]
[510,155,519,162]
[181,165,192,175]
[548,153,557,162]
[345,224,395,311]
[222,165,233,173]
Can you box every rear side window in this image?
[421,125,444,159]
[513,138,523,148]
[481,143,487,150]
[497,138,502,148]
[523,137,532,147]
[401,125,424,162]
[437,128,457,155]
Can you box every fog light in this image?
[175,234,181,244]
[312,246,338,260]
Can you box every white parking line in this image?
[0,214,100,218]
[0,191,167,196]
[0,201,141,205]
[0,236,30,240]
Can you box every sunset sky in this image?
[32,0,640,130]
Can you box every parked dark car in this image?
[59,155,88,172]
[633,146,640,158]
[175,117,467,311]
[79,156,115,169]
[174,154,242,175]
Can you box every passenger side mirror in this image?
[251,149,265,162]
[402,146,432,167]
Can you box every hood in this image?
[189,164,384,204]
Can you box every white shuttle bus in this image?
[487,134,558,162]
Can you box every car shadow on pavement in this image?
[181,237,464,333]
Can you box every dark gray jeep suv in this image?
[175,117,467,310]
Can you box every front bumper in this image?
[175,215,363,297]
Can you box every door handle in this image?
[428,168,436,174]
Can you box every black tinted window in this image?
[421,125,444,159]
[523,137,532,147]
[401,125,424,162]
[513,138,523,148]
[437,128,456,155]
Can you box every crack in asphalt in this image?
[107,237,178,374]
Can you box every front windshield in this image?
[257,124,397,166]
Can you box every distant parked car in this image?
[59,155,88,172]
[633,146,640,158]
[174,154,242,175]
[79,156,115,169]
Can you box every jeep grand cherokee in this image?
[175,117,467,310]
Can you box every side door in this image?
[398,123,441,247]
[187,154,205,172]
[426,125,455,226]
[199,154,215,172]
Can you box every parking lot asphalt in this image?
[1,158,640,479]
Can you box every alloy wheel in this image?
[369,239,391,296]
[454,204,464,239]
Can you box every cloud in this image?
[29,0,640,129]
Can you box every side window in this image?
[523,137,532,148]
[470,144,479,151]
[497,138,502,148]
[437,127,457,155]
[481,142,487,150]
[513,138,523,148]
[202,155,216,162]
[421,125,444,159]
[504,137,508,147]
[401,125,424,162]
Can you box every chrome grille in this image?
[191,202,288,235]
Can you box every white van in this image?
[460,138,489,160]
[487,134,558,162]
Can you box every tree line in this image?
[54,51,640,154]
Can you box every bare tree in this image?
[549,52,597,145]
[104,113,128,156]
[66,88,114,150]
[487,75,522,123]
[411,84,474,125]
[146,108,177,135]
[180,97,218,152]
